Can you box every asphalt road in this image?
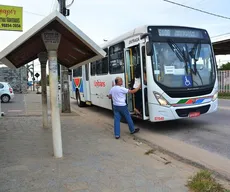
[72,98,230,160]
[2,94,230,160]
[1,94,26,115]
[138,104,230,159]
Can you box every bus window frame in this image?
[109,41,125,74]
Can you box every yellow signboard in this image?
[0,5,23,31]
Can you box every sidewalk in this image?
[0,93,197,192]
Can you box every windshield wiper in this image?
[167,39,189,74]
[190,40,201,75]
[189,41,203,85]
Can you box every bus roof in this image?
[100,25,148,49]
[99,25,207,49]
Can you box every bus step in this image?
[86,101,92,105]
[132,114,142,119]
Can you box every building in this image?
[0,66,27,93]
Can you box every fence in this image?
[218,70,230,93]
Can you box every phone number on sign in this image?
[1,23,21,28]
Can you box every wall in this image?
[0,66,27,93]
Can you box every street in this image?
[1,94,26,115]
[2,95,230,160]
[70,98,230,160]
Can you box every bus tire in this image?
[76,91,85,107]
[111,100,127,124]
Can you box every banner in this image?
[0,5,23,31]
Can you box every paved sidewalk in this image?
[0,93,196,192]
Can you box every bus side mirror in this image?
[140,33,153,56]
[146,42,153,56]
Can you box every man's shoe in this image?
[131,128,140,134]
[115,136,120,139]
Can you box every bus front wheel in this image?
[76,91,85,107]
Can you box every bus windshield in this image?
[152,41,216,88]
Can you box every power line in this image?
[24,10,45,17]
[163,0,230,20]
[212,32,230,38]
[163,0,203,14]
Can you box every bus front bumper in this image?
[149,99,218,122]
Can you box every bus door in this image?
[140,43,149,120]
[124,48,134,113]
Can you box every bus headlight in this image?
[212,92,218,101]
[153,92,170,107]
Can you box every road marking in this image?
[7,110,22,112]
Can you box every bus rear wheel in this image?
[76,91,85,107]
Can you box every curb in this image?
[133,132,230,182]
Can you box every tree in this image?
[219,62,230,70]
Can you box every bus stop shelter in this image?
[212,34,230,93]
[0,11,106,158]
[212,34,230,55]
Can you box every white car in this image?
[0,82,14,103]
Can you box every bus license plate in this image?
[189,112,200,118]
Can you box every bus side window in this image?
[102,48,108,75]
[109,42,125,74]
[96,60,102,75]
[91,62,96,76]
[85,64,89,81]
[73,66,82,77]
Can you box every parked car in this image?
[0,82,14,103]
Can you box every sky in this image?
[1,0,230,80]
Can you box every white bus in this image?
[69,25,218,122]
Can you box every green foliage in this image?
[219,62,230,70]
[218,92,230,99]
[187,170,229,192]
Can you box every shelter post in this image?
[42,30,63,158]
[48,50,63,158]
[38,52,48,129]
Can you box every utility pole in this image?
[58,0,71,113]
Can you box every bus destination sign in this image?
[158,28,203,38]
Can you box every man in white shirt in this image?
[108,77,141,139]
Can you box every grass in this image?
[218,92,230,99]
[187,170,230,192]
